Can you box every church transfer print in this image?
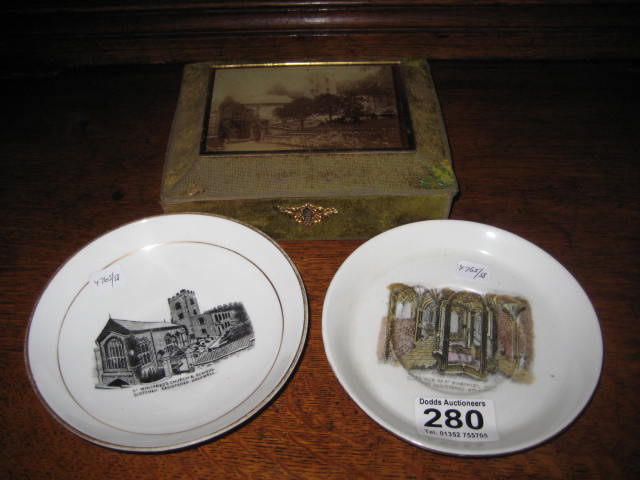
[378,283,534,393]
[94,289,255,388]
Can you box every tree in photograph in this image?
[314,93,342,121]
[275,96,315,131]
[219,97,255,122]
[340,95,365,122]
[218,96,258,140]
[338,68,396,118]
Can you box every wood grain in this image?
[1,59,638,478]
[1,1,638,75]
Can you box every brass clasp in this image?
[277,203,338,227]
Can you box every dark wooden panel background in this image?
[1,0,639,76]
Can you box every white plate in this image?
[322,220,602,456]
[26,214,307,451]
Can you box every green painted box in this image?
[161,60,457,240]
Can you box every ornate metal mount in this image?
[277,203,339,227]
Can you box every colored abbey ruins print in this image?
[379,284,534,393]
[94,289,254,388]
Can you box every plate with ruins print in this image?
[26,214,307,451]
[322,220,602,456]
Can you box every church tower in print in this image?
[168,289,200,324]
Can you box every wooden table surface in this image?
[1,60,638,479]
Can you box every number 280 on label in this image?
[414,397,499,442]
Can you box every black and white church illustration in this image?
[94,289,254,388]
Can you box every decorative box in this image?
[161,60,457,240]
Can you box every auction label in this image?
[415,397,499,442]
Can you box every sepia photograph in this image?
[202,64,412,153]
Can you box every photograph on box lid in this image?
[203,64,413,154]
